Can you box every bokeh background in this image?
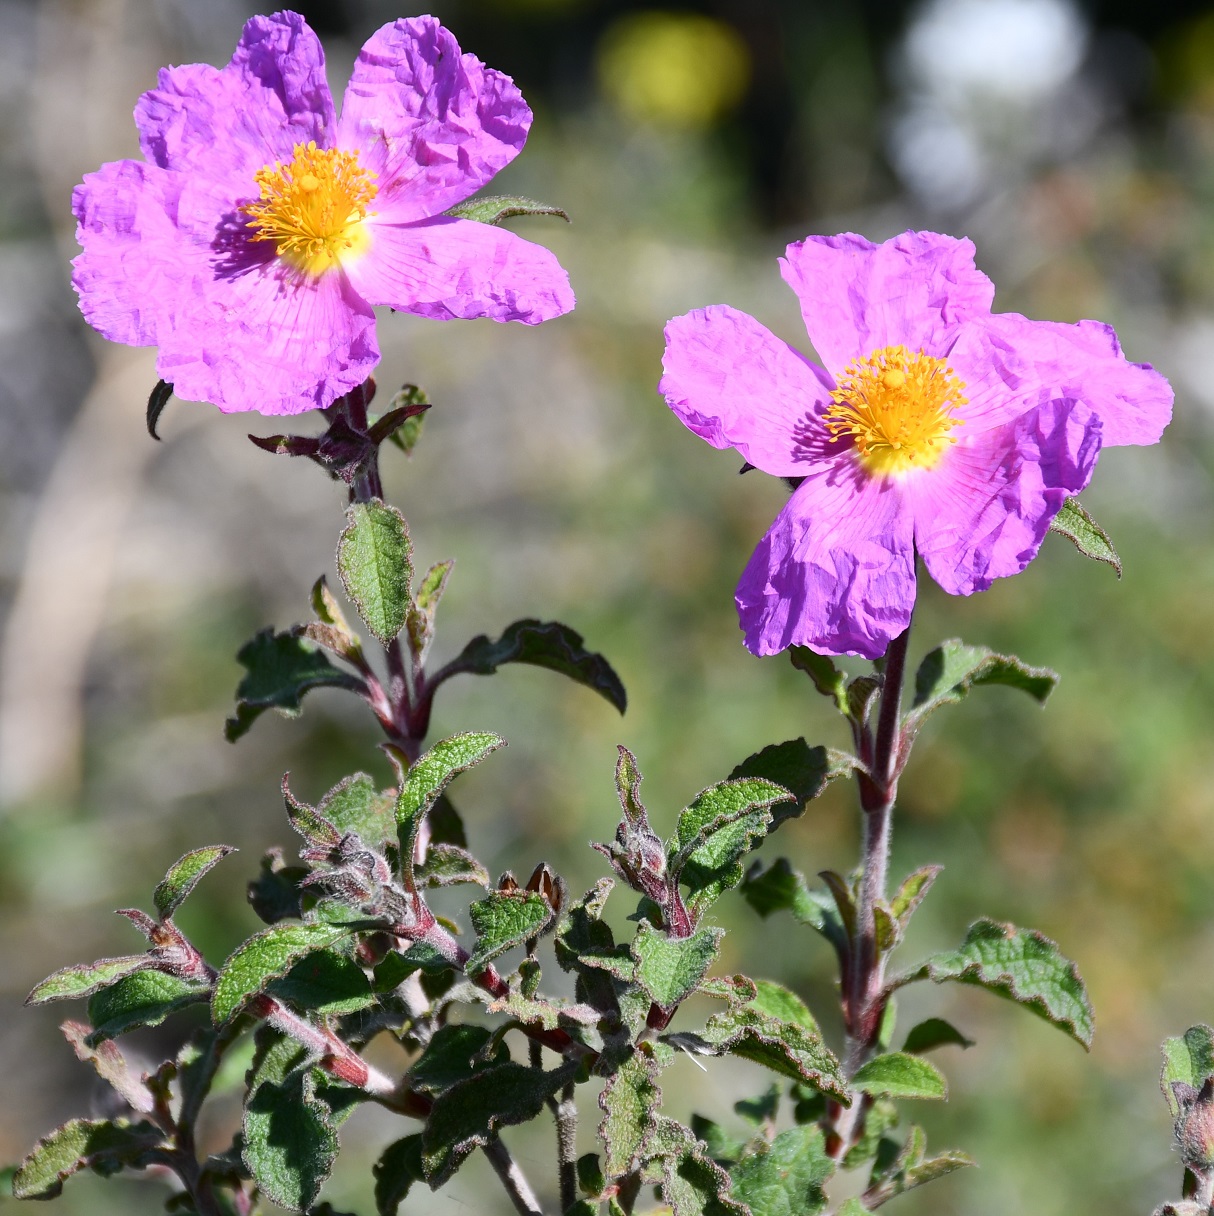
[1,0,1213,1212]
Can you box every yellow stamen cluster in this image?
[824,344,967,476]
[241,141,377,275]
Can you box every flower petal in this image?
[71,160,190,346]
[345,216,573,324]
[956,312,1173,446]
[780,231,996,374]
[337,16,530,223]
[135,11,334,184]
[660,306,836,477]
[156,256,378,416]
[912,398,1102,596]
[736,461,916,659]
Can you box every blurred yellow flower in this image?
[597,12,750,129]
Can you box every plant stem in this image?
[843,620,912,1083]
[484,1136,547,1216]
[555,1079,579,1213]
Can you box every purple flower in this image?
[660,231,1173,659]
[71,11,575,416]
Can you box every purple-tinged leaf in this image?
[1162,1026,1214,1117]
[146,379,172,441]
[373,1134,425,1216]
[153,845,236,920]
[380,384,429,456]
[26,956,148,1006]
[60,1021,153,1113]
[12,1118,165,1199]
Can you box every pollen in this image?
[824,344,967,476]
[241,141,378,275]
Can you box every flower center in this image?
[824,344,967,476]
[241,142,378,275]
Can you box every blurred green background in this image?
[1,0,1212,1212]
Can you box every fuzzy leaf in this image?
[268,949,375,1015]
[696,1003,847,1101]
[418,843,490,888]
[466,890,553,972]
[406,559,454,659]
[445,194,570,225]
[226,629,363,741]
[435,618,626,713]
[381,385,429,455]
[739,859,845,953]
[900,918,1093,1048]
[248,851,308,925]
[865,1126,974,1206]
[902,1017,975,1054]
[373,1135,425,1215]
[152,845,235,920]
[648,1118,749,1216]
[337,499,413,645]
[243,1069,338,1212]
[317,772,394,848]
[729,1124,835,1216]
[633,922,723,1010]
[729,740,858,826]
[908,641,1057,728]
[1049,496,1122,576]
[26,955,148,1005]
[788,648,848,712]
[851,1053,947,1099]
[1162,1026,1214,1117]
[406,1024,509,1095]
[748,980,818,1030]
[87,971,208,1043]
[599,1049,661,1175]
[393,733,505,890]
[12,1118,164,1199]
[61,1022,153,1112]
[422,1061,577,1186]
[213,922,350,1024]
[889,865,941,930]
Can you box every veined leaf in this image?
[153,845,235,920]
[337,499,413,645]
[445,194,570,225]
[908,641,1057,729]
[1049,496,1121,576]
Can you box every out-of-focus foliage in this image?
[1,1,1212,1214]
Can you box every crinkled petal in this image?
[660,306,836,477]
[952,312,1173,446]
[71,160,191,346]
[136,11,334,184]
[156,254,378,415]
[780,231,996,373]
[912,398,1102,596]
[345,216,573,324]
[337,16,530,223]
[736,460,916,659]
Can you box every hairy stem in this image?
[555,1079,579,1212]
[484,1136,546,1216]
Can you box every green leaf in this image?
[248,851,308,925]
[434,618,626,713]
[647,1118,749,1216]
[670,777,790,912]
[734,1083,781,1127]
[226,629,364,741]
[422,1061,577,1186]
[153,845,235,920]
[864,1126,974,1206]
[695,1002,848,1101]
[899,918,1093,1048]
[406,559,454,660]
[598,1049,661,1174]
[466,890,553,972]
[748,980,818,1030]
[393,733,505,890]
[213,922,350,1024]
[729,1124,834,1216]
[889,865,941,931]
[738,859,845,954]
[633,922,723,1010]
[788,648,848,713]
[407,1024,509,1095]
[87,971,209,1042]
[578,1151,607,1197]
[445,194,570,226]
[908,641,1057,729]
[903,1017,975,1054]
[300,576,365,665]
[851,1053,947,1099]
[268,949,375,1015]
[243,1069,338,1212]
[1049,496,1122,577]
[317,772,394,848]
[61,1022,153,1113]
[337,499,413,645]
[373,1135,425,1215]
[381,385,429,456]
[836,1201,873,1216]
[846,675,883,728]
[728,740,858,826]
[840,1097,898,1169]
[26,955,148,1005]
[1162,1026,1214,1116]
[12,1118,164,1199]
[418,843,490,889]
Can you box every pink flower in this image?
[660,231,1173,659]
[71,11,575,415]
